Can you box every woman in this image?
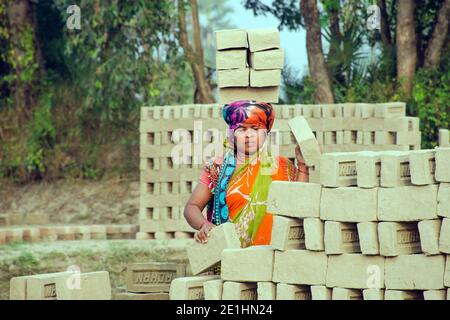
[184,100,309,248]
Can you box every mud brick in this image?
[155,231,174,239]
[169,275,220,300]
[315,131,324,145]
[187,222,240,275]
[222,282,257,300]
[356,151,381,188]
[320,187,378,222]
[375,131,396,145]
[385,254,445,290]
[439,218,450,253]
[378,222,421,256]
[276,284,312,300]
[308,166,321,184]
[336,131,344,144]
[267,181,321,218]
[249,48,284,70]
[438,183,450,218]
[215,29,248,50]
[355,103,375,118]
[90,225,107,240]
[216,49,247,70]
[22,227,41,243]
[0,230,5,244]
[106,225,123,239]
[221,246,274,282]
[250,69,281,87]
[357,222,379,255]
[288,116,321,168]
[303,218,324,251]
[396,131,421,146]
[0,214,10,226]
[127,262,185,293]
[435,147,450,182]
[115,292,169,300]
[310,286,332,300]
[334,104,344,117]
[356,131,363,144]
[5,227,24,243]
[439,129,450,147]
[380,151,411,187]
[363,289,385,300]
[174,231,193,239]
[326,254,385,289]
[423,290,446,300]
[24,213,49,225]
[418,219,441,255]
[378,185,438,221]
[219,86,279,104]
[8,213,24,225]
[343,130,355,144]
[320,152,362,187]
[39,226,58,242]
[136,232,154,240]
[257,282,276,300]
[409,149,436,185]
[217,68,249,88]
[203,279,223,300]
[247,28,280,52]
[270,216,305,250]
[374,102,406,118]
[10,271,74,300]
[55,271,111,300]
[384,290,423,300]
[73,226,91,240]
[445,255,450,287]
[324,221,360,254]
[324,132,335,145]
[273,250,327,285]
[332,288,363,300]
[363,131,375,145]
[342,103,357,117]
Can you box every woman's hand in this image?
[194,221,215,244]
[295,144,306,166]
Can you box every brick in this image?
[356,151,381,188]
[310,285,332,300]
[154,232,174,240]
[169,275,220,300]
[409,149,436,185]
[438,129,450,147]
[439,218,450,253]
[435,147,450,182]
[357,222,379,255]
[222,282,257,300]
[380,151,412,187]
[216,49,247,70]
[250,69,281,87]
[423,290,446,300]
[363,289,385,300]
[270,216,305,250]
[355,103,375,118]
[217,68,249,88]
[174,231,193,239]
[378,185,438,221]
[0,230,5,244]
[247,28,280,52]
[203,279,223,300]
[187,223,240,275]
[374,131,396,145]
[90,225,107,240]
[55,271,111,300]
[418,219,441,255]
[324,221,360,254]
[127,262,185,293]
[438,183,450,218]
[396,131,421,146]
[257,282,276,300]
[215,29,248,50]
[326,254,385,289]
[374,102,405,118]
[10,271,74,300]
[5,227,24,243]
[332,288,363,300]
[39,226,58,242]
[378,222,421,256]
[320,152,362,187]
[273,250,327,285]
[320,187,378,222]
[362,131,375,145]
[22,227,40,243]
[445,255,450,287]
[385,290,423,300]
[288,116,321,168]
[115,292,169,300]
[0,213,10,226]
[267,181,321,218]
[221,246,274,282]
[276,284,312,300]
[385,254,445,290]
[218,86,279,104]
[73,226,91,240]
[303,218,324,251]
[249,48,284,70]
[136,232,154,240]
[24,213,49,225]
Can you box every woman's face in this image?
[233,125,267,156]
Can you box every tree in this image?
[178,0,214,103]
[423,0,450,68]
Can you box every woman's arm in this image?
[184,183,214,243]
[295,144,310,182]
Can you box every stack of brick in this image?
[138,103,420,239]
[0,224,138,245]
[216,28,283,104]
[10,271,111,300]
[168,146,449,300]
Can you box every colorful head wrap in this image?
[222,100,275,132]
